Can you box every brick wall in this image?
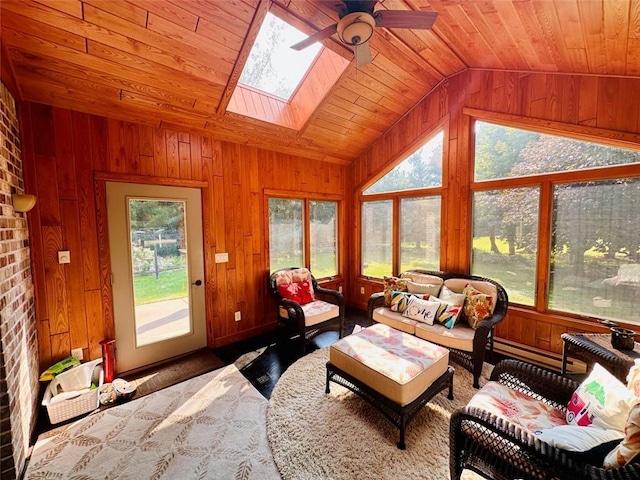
[0,81,39,479]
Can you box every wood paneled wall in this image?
[348,70,640,363]
[20,102,347,369]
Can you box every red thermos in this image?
[100,339,117,383]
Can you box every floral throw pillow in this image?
[383,276,408,306]
[277,281,314,305]
[603,402,640,468]
[462,284,494,329]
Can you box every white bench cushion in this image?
[279,300,339,327]
[372,307,418,334]
[415,320,475,352]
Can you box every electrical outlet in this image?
[58,250,71,264]
[360,287,365,295]
[338,285,343,293]
[71,348,83,361]
[234,311,241,321]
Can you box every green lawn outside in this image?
[133,268,188,305]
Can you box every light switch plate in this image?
[215,252,229,263]
[58,251,71,264]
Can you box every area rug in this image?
[267,348,490,480]
[124,348,224,399]
[25,364,280,480]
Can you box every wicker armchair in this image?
[368,270,508,388]
[450,359,640,480]
[269,267,344,353]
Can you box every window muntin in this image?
[310,201,338,278]
[471,188,539,306]
[399,197,441,272]
[549,178,640,324]
[268,198,303,272]
[239,12,322,100]
[474,121,640,182]
[364,131,444,194]
[362,200,393,278]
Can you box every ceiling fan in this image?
[291,0,438,66]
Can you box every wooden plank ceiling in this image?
[2,0,639,164]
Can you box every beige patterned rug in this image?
[267,348,489,480]
[25,364,279,480]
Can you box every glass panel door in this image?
[107,182,205,373]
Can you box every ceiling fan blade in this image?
[374,10,438,29]
[291,24,338,50]
[354,42,372,66]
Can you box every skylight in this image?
[239,12,322,101]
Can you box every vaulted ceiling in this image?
[2,0,639,164]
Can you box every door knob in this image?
[191,280,202,286]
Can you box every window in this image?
[549,178,640,322]
[472,119,640,325]
[361,200,392,277]
[400,197,441,272]
[239,12,322,100]
[361,131,444,277]
[309,201,338,278]
[472,188,539,305]
[268,196,339,278]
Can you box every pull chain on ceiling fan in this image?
[291,0,438,66]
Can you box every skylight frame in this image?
[238,11,323,102]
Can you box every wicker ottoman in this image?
[326,323,454,449]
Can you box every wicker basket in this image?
[42,360,104,424]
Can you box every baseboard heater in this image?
[493,339,588,375]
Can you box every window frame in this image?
[468,110,640,322]
[358,126,446,278]
[265,189,343,280]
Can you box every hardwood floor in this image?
[214,306,372,399]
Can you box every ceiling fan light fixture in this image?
[337,12,375,46]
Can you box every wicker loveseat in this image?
[450,360,640,480]
[367,270,508,388]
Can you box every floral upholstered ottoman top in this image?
[329,323,450,405]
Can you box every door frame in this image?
[94,173,211,367]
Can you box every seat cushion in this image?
[279,300,339,327]
[467,381,567,432]
[330,323,449,406]
[372,307,418,334]
[414,321,475,352]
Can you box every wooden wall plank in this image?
[34,155,61,226]
[85,289,106,360]
[73,112,101,291]
[52,108,77,199]
[60,199,88,350]
[42,226,68,334]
